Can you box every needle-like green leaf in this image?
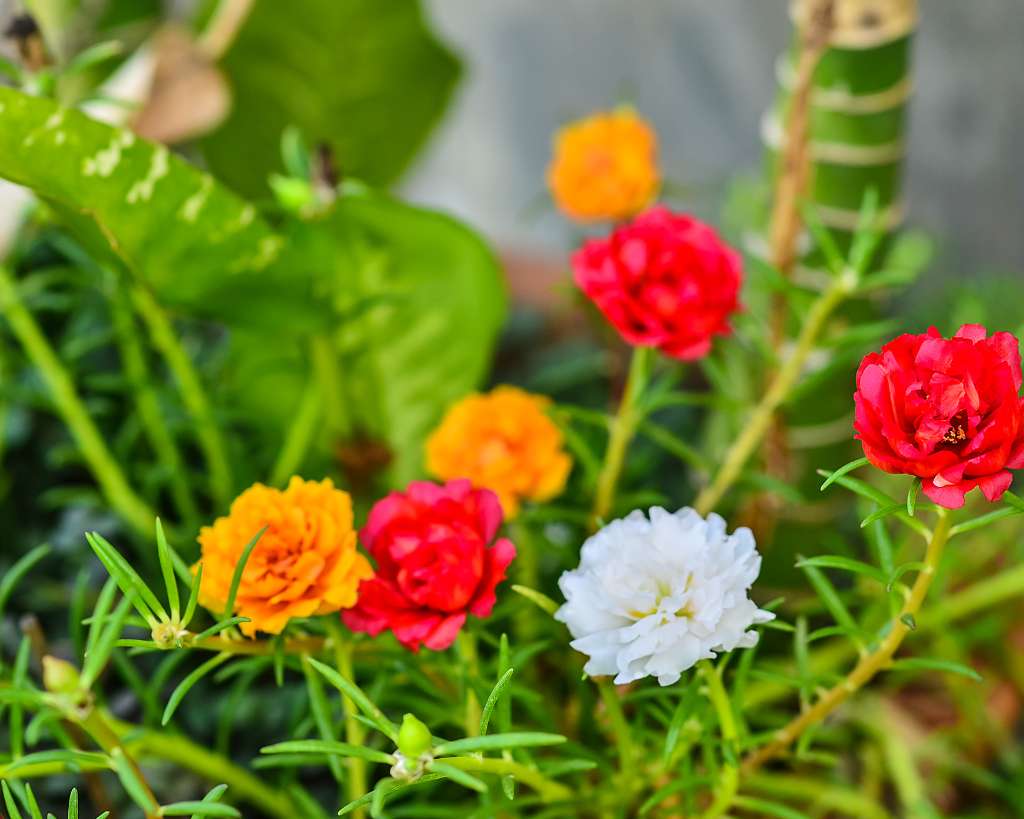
[0,545,50,622]
[479,668,515,736]
[429,761,487,792]
[110,748,158,814]
[433,732,566,756]
[86,532,165,624]
[81,593,135,689]
[183,562,204,628]
[260,739,394,764]
[223,527,266,621]
[509,585,559,616]
[159,802,240,817]
[162,653,231,725]
[819,457,870,491]
[305,656,397,740]
[155,519,181,621]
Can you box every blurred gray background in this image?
[403,1,1024,281]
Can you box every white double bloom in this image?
[556,507,774,686]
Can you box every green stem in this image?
[7,708,297,818]
[80,707,159,817]
[745,773,889,819]
[198,0,255,59]
[329,622,367,817]
[596,678,635,794]
[0,266,156,537]
[126,725,298,818]
[109,282,199,528]
[741,511,951,775]
[0,759,111,780]
[311,334,349,437]
[743,538,1024,715]
[191,633,328,656]
[510,519,540,648]
[439,756,572,803]
[458,630,481,737]
[131,284,233,509]
[693,270,856,516]
[592,346,652,528]
[698,661,739,819]
[270,375,322,486]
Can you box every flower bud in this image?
[268,174,315,213]
[42,655,81,695]
[396,713,432,759]
[151,621,189,648]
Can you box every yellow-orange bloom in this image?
[547,108,659,223]
[425,386,572,518]
[196,477,372,636]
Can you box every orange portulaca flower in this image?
[425,386,572,519]
[196,477,372,636]
[547,108,660,223]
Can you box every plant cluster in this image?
[2,4,1024,819]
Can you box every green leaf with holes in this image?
[0,86,504,488]
[0,85,329,332]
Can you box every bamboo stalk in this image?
[769,0,918,252]
[745,0,918,534]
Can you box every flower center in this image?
[942,410,969,445]
[627,574,694,620]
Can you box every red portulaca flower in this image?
[854,324,1024,509]
[571,206,742,360]
[343,480,516,651]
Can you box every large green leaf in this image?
[0,85,330,332]
[0,86,504,488]
[227,184,506,486]
[203,0,461,198]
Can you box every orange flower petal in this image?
[196,477,371,635]
[425,385,572,519]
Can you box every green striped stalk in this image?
[702,1,919,530]
[764,0,917,261]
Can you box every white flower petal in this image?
[557,506,772,687]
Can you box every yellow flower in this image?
[547,108,659,223]
[196,477,372,636]
[426,386,572,518]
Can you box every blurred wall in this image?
[403,1,1024,280]
[2,1,1021,279]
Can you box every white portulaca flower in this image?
[556,507,774,686]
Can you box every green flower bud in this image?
[268,174,315,213]
[42,655,81,695]
[396,713,432,759]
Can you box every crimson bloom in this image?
[343,480,516,651]
[571,206,742,360]
[854,324,1024,509]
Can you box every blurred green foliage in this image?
[203,0,461,198]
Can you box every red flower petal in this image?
[344,480,515,652]
[978,470,1013,502]
[469,537,517,618]
[855,326,1024,510]
[571,207,741,361]
[922,479,968,510]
